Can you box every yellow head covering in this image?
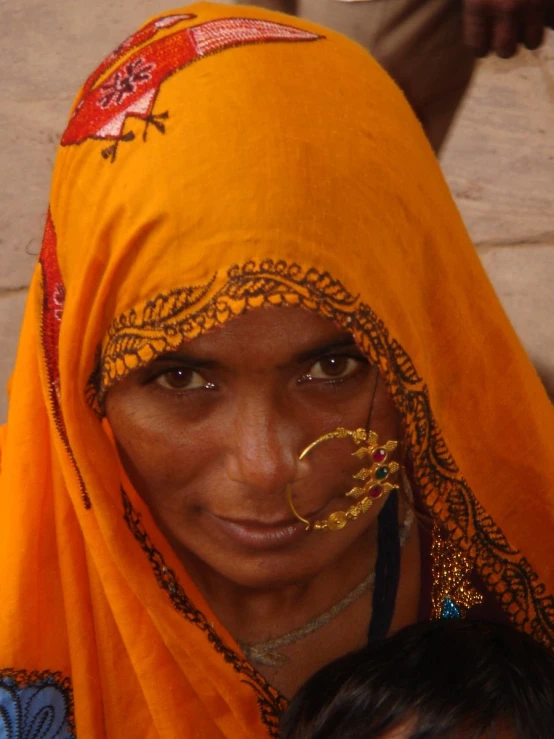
[1,3,553,736]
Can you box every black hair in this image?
[280,619,554,739]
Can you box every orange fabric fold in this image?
[1,2,553,737]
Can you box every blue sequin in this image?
[440,597,462,620]
[0,672,74,739]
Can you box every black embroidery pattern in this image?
[351,296,554,642]
[0,668,76,739]
[88,262,357,411]
[121,488,287,736]
[88,259,554,730]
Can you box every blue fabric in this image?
[0,672,74,739]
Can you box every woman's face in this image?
[105,306,401,589]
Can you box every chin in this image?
[209,553,329,590]
[186,527,366,592]
[167,506,374,591]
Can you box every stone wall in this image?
[1,2,552,421]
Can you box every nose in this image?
[224,392,298,497]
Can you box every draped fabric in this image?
[1,3,553,736]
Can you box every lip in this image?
[208,512,311,550]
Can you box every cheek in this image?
[105,391,213,506]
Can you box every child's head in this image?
[280,620,554,739]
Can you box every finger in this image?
[464,4,494,55]
[492,13,519,56]
[522,2,546,48]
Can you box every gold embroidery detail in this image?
[431,521,483,619]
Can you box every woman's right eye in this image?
[153,368,212,392]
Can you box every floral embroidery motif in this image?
[40,211,90,508]
[78,12,195,105]
[61,16,322,161]
[98,58,156,109]
[87,260,554,672]
[121,488,286,737]
[0,669,76,739]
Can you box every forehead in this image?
[174,306,355,365]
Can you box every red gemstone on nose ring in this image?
[372,447,387,463]
[368,484,383,499]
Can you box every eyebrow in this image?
[150,337,361,370]
[147,353,218,370]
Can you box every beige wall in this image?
[1,3,553,421]
[440,46,554,398]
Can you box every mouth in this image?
[206,496,342,551]
[219,514,305,527]
[206,511,315,551]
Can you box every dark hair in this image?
[280,619,554,739]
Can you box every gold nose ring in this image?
[286,427,400,532]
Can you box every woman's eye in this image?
[154,368,211,391]
[304,356,364,382]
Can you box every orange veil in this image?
[1,3,553,736]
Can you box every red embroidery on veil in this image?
[40,211,64,401]
[40,211,90,508]
[61,15,322,161]
[79,13,195,101]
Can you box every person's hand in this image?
[463,0,553,57]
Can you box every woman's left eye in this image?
[301,356,365,383]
